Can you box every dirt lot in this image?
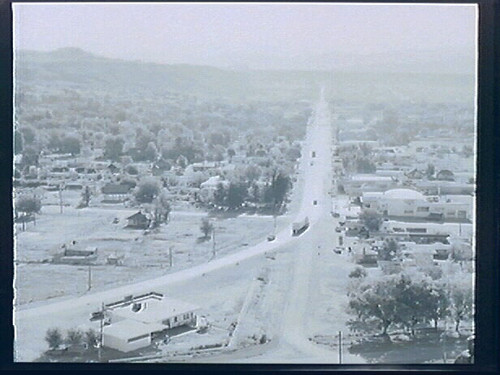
[14,190,281,306]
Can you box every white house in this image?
[101,292,199,353]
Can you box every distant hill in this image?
[14,48,475,104]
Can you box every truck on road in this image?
[292,217,309,236]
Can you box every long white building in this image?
[361,188,472,222]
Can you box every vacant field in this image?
[14,190,288,306]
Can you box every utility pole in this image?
[212,225,216,259]
[338,330,342,364]
[59,184,64,214]
[169,246,173,267]
[98,302,104,362]
[87,264,92,291]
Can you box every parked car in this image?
[333,247,343,254]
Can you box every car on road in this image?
[267,235,276,241]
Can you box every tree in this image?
[347,271,441,337]
[16,195,42,215]
[359,143,372,157]
[348,274,401,336]
[20,126,36,145]
[426,163,435,179]
[59,136,81,156]
[78,186,92,208]
[286,146,301,161]
[47,131,62,152]
[249,182,261,202]
[134,179,160,203]
[359,209,382,232]
[213,183,227,206]
[378,238,399,261]
[125,165,139,175]
[104,136,124,162]
[449,278,473,332]
[226,182,247,209]
[84,329,99,350]
[152,191,171,225]
[428,281,450,329]
[244,165,261,183]
[144,141,158,162]
[45,328,63,350]
[349,267,367,279]
[16,195,42,230]
[14,130,23,154]
[393,273,436,336]
[356,158,376,173]
[65,328,84,348]
[200,217,214,239]
[21,146,40,167]
[265,169,291,208]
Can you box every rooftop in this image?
[351,174,393,182]
[103,319,164,340]
[109,297,199,324]
[383,188,425,200]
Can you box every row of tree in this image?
[210,171,291,210]
[347,267,473,337]
[45,327,99,351]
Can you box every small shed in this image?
[436,169,455,182]
[126,212,150,229]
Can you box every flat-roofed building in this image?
[102,319,164,353]
[100,292,199,353]
[361,189,472,222]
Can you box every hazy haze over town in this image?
[14,3,476,73]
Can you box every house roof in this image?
[109,297,199,324]
[383,188,424,200]
[351,174,392,182]
[126,211,148,220]
[200,176,228,188]
[102,184,131,194]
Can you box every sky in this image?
[13,2,477,72]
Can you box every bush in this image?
[349,267,367,279]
